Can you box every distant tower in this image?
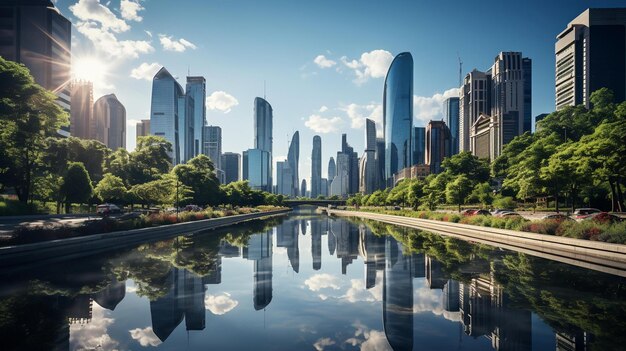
[93,94,126,150]
[253,97,273,192]
[311,136,322,198]
[300,179,307,198]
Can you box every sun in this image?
[71,56,109,85]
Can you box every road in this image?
[0,214,98,237]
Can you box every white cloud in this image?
[70,0,129,32]
[313,55,336,68]
[342,103,383,130]
[313,337,335,351]
[120,0,144,21]
[319,105,328,113]
[205,293,239,315]
[129,326,162,347]
[70,304,119,350]
[341,50,394,84]
[206,91,239,113]
[130,62,161,80]
[127,119,141,126]
[413,88,460,127]
[304,115,343,134]
[342,278,382,303]
[75,21,153,60]
[159,34,197,52]
[304,273,342,291]
[144,30,152,37]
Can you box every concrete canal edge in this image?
[327,209,626,278]
[0,208,291,270]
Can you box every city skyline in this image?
[50,0,619,186]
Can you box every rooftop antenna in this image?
[457,53,463,87]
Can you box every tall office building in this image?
[186,76,206,156]
[253,97,273,192]
[320,178,328,197]
[300,179,307,198]
[276,161,293,196]
[359,119,378,194]
[287,131,300,197]
[136,120,150,143]
[426,120,450,174]
[311,136,322,198]
[383,52,413,187]
[375,138,385,190]
[178,93,194,163]
[150,67,184,165]
[69,80,93,140]
[0,0,71,133]
[340,134,359,195]
[243,149,270,191]
[459,70,491,152]
[443,97,460,156]
[412,127,426,165]
[556,8,626,110]
[93,94,126,150]
[327,157,336,196]
[330,153,349,197]
[221,152,241,184]
[203,126,222,169]
[522,58,533,133]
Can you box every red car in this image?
[573,208,601,220]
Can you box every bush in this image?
[0,199,39,216]
[493,196,516,210]
[521,219,561,235]
[598,222,626,243]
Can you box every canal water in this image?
[1,209,625,351]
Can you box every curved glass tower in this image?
[383,52,413,186]
[287,131,299,197]
[150,67,184,165]
[311,135,322,198]
[93,94,126,150]
[254,97,273,192]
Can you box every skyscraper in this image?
[203,126,222,170]
[276,161,293,196]
[136,120,150,144]
[243,149,270,191]
[359,119,378,194]
[383,52,413,187]
[69,80,93,140]
[300,179,307,198]
[0,0,71,133]
[459,70,491,153]
[340,134,359,195]
[330,153,349,198]
[186,76,206,156]
[221,152,241,184]
[253,97,273,192]
[523,58,533,133]
[443,97,460,156]
[150,67,184,165]
[311,136,322,198]
[375,138,385,190]
[426,120,450,174]
[178,93,194,163]
[93,94,126,150]
[555,8,626,110]
[327,157,336,196]
[412,127,426,165]
[287,131,300,197]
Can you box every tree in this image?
[441,152,490,183]
[445,175,473,212]
[60,162,93,213]
[172,154,221,206]
[94,174,127,204]
[407,179,425,209]
[470,182,493,208]
[126,136,173,185]
[130,178,174,207]
[44,137,110,183]
[0,57,68,203]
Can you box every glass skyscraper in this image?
[150,67,184,165]
[383,52,413,186]
[186,76,206,157]
[311,135,322,198]
[221,152,241,184]
[178,94,194,163]
[203,126,222,170]
[243,149,270,191]
[287,131,300,197]
[412,127,425,165]
[253,97,273,192]
[93,94,126,150]
[443,97,460,156]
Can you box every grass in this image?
[350,207,626,244]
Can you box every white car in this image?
[97,203,121,216]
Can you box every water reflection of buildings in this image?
[277,220,300,272]
[243,230,273,310]
[329,219,360,274]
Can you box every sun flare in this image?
[71,56,109,85]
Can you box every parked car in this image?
[474,209,492,216]
[542,213,574,221]
[500,211,521,217]
[97,203,121,216]
[461,209,478,216]
[491,209,514,216]
[585,212,623,224]
[183,204,203,212]
[573,208,601,220]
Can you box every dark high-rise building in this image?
[69,80,93,140]
[443,97,460,156]
[243,149,270,191]
[254,97,273,192]
[0,0,71,133]
[375,138,385,190]
[301,179,307,198]
[186,76,206,156]
[383,52,413,187]
[522,58,533,133]
[556,8,626,110]
[203,126,222,169]
[287,131,300,197]
[221,152,241,184]
[460,70,491,152]
[150,67,184,164]
[360,118,378,194]
[136,120,150,144]
[340,134,359,195]
[311,135,322,198]
[383,236,414,350]
[426,120,451,174]
[412,127,426,165]
[93,94,126,150]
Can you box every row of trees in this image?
[348,89,625,212]
[0,56,281,213]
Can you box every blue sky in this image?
[56,0,618,185]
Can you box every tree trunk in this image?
[609,178,618,212]
[65,201,71,214]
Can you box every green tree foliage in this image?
[94,174,127,203]
[0,57,68,203]
[129,178,174,207]
[60,162,93,213]
[220,180,267,207]
[469,182,493,208]
[172,154,221,206]
[445,175,473,212]
[44,137,110,183]
[441,151,490,183]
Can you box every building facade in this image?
[221,152,241,184]
[426,120,451,174]
[150,67,184,165]
[203,126,222,170]
[412,127,426,165]
[253,97,273,192]
[383,52,413,187]
[555,8,626,110]
[443,97,460,156]
[470,113,494,160]
[136,120,150,144]
[93,94,126,150]
[459,70,491,153]
[178,94,194,163]
[243,149,270,191]
[186,76,206,157]
[287,131,300,197]
[276,161,293,196]
[359,119,378,194]
[327,157,336,196]
[311,135,322,198]
[69,80,93,140]
[300,179,307,198]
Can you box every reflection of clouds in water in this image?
[70,304,118,350]
[414,280,443,315]
[304,273,341,292]
[299,324,318,334]
[126,285,138,293]
[342,279,380,303]
[204,293,239,315]
[313,337,335,351]
[342,320,392,351]
[129,326,162,347]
